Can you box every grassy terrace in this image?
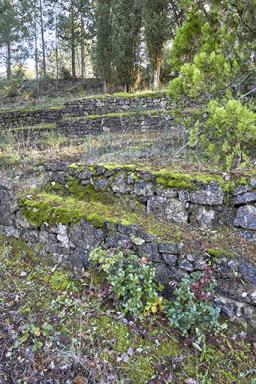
[1,236,255,383]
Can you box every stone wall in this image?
[0,176,256,326]
[63,94,170,117]
[45,163,256,234]
[57,113,184,139]
[0,94,171,130]
[0,108,64,129]
[1,112,185,144]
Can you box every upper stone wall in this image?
[45,163,256,235]
[63,93,171,117]
[0,92,171,129]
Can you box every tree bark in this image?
[71,3,76,79]
[103,79,109,93]
[80,12,85,79]
[153,57,162,89]
[39,0,47,80]
[6,42,11,79]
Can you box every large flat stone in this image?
[234,205,256,230]
[190,183,224,206]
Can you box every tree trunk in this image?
[153,57,162,89]
[80,12,85,79]
[71,3,76,79]
[34,19,39,96]
[124,83,130,93]
[6,42,11,79]
[39,0,47,80]
[55,8,59,89]
[103,80,109,93]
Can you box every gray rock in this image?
[239,261,256,284]
[77,168,91,180]
[137,242,160,262]
[5,226,20,238]
[57,224,70,248]
[156,187,177,198]
[179,259,194,271]
[190,183,224,206]
[22,230,39,243]
[234,205,256,230]
[116,224,156,242]
[158,242,182,255]
[69,248,89,268]
[111,173,132,193]
[195,207,215,229]
[104,232,132,249]
[70,220,104,250]
[93,177,109,191]
[234,185,252,196]
[134,181,154,196]
[162,254,177,266]
[147,196,188,225]
[16,211,33,229]
[235,192,256,205]
[178,190,190,202]
[0,188,14,226]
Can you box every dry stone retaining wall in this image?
[0,176,256,326]
[46,163,256,234]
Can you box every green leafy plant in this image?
[164,267,225,337]
[89,247,161,319]
[189,99,256,169]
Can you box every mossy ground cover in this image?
[0,236,255,383]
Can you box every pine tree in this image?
[95,0,112,92]
[0,0,23,78]
[112,0,141,92]
[142,0,169,89]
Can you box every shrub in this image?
[89,247,162,319]
[168,51,239,100]
[164,267,225,337]
[190,99,256,169]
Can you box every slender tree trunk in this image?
[124,83,130,93]
[6,42,11,79]
[153,57,162,89]
[103,80,109,93]
[39,0,47,80]
[80,12,85,79]
[55,10,59,89]
[71,3,76,79]
[34,16,39,95]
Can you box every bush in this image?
[189,99,256,169]
[168,51,239,100]
[89,247,162,319]
[164,267,225,337]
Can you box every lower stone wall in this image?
[0,180,256,326]
[0,175,256,327]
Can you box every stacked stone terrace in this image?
[0,92,186,143]
[0,163,256,326]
